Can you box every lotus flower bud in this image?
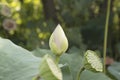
[49,24,68,56]
[84,50,103,72]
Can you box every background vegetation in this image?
[0,0,120,61]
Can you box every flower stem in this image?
[55,55,60,64]
[103,0,111,74]
[76,66,85,80]
[32,75,40,80]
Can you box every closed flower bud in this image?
[49,24,68,56]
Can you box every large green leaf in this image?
[80,70,111,80]
[108,62,120,80]
[0,37,41,80]
[60,53,84,80]
[32,48,53,57]
[61,64,73,80]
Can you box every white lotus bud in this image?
[49,24,68,56]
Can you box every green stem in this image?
[76,66,85,80]
[103,0,111,74]
[32,75,40,80]
[55,55,60,64]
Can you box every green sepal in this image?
[39,54,62,80]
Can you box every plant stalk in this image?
[32,75,40,80]
[55,55,60,64]
[103,0,111,73]
[76,66,85,80]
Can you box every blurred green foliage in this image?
[0,0,51,50]
[0,0,120,60]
